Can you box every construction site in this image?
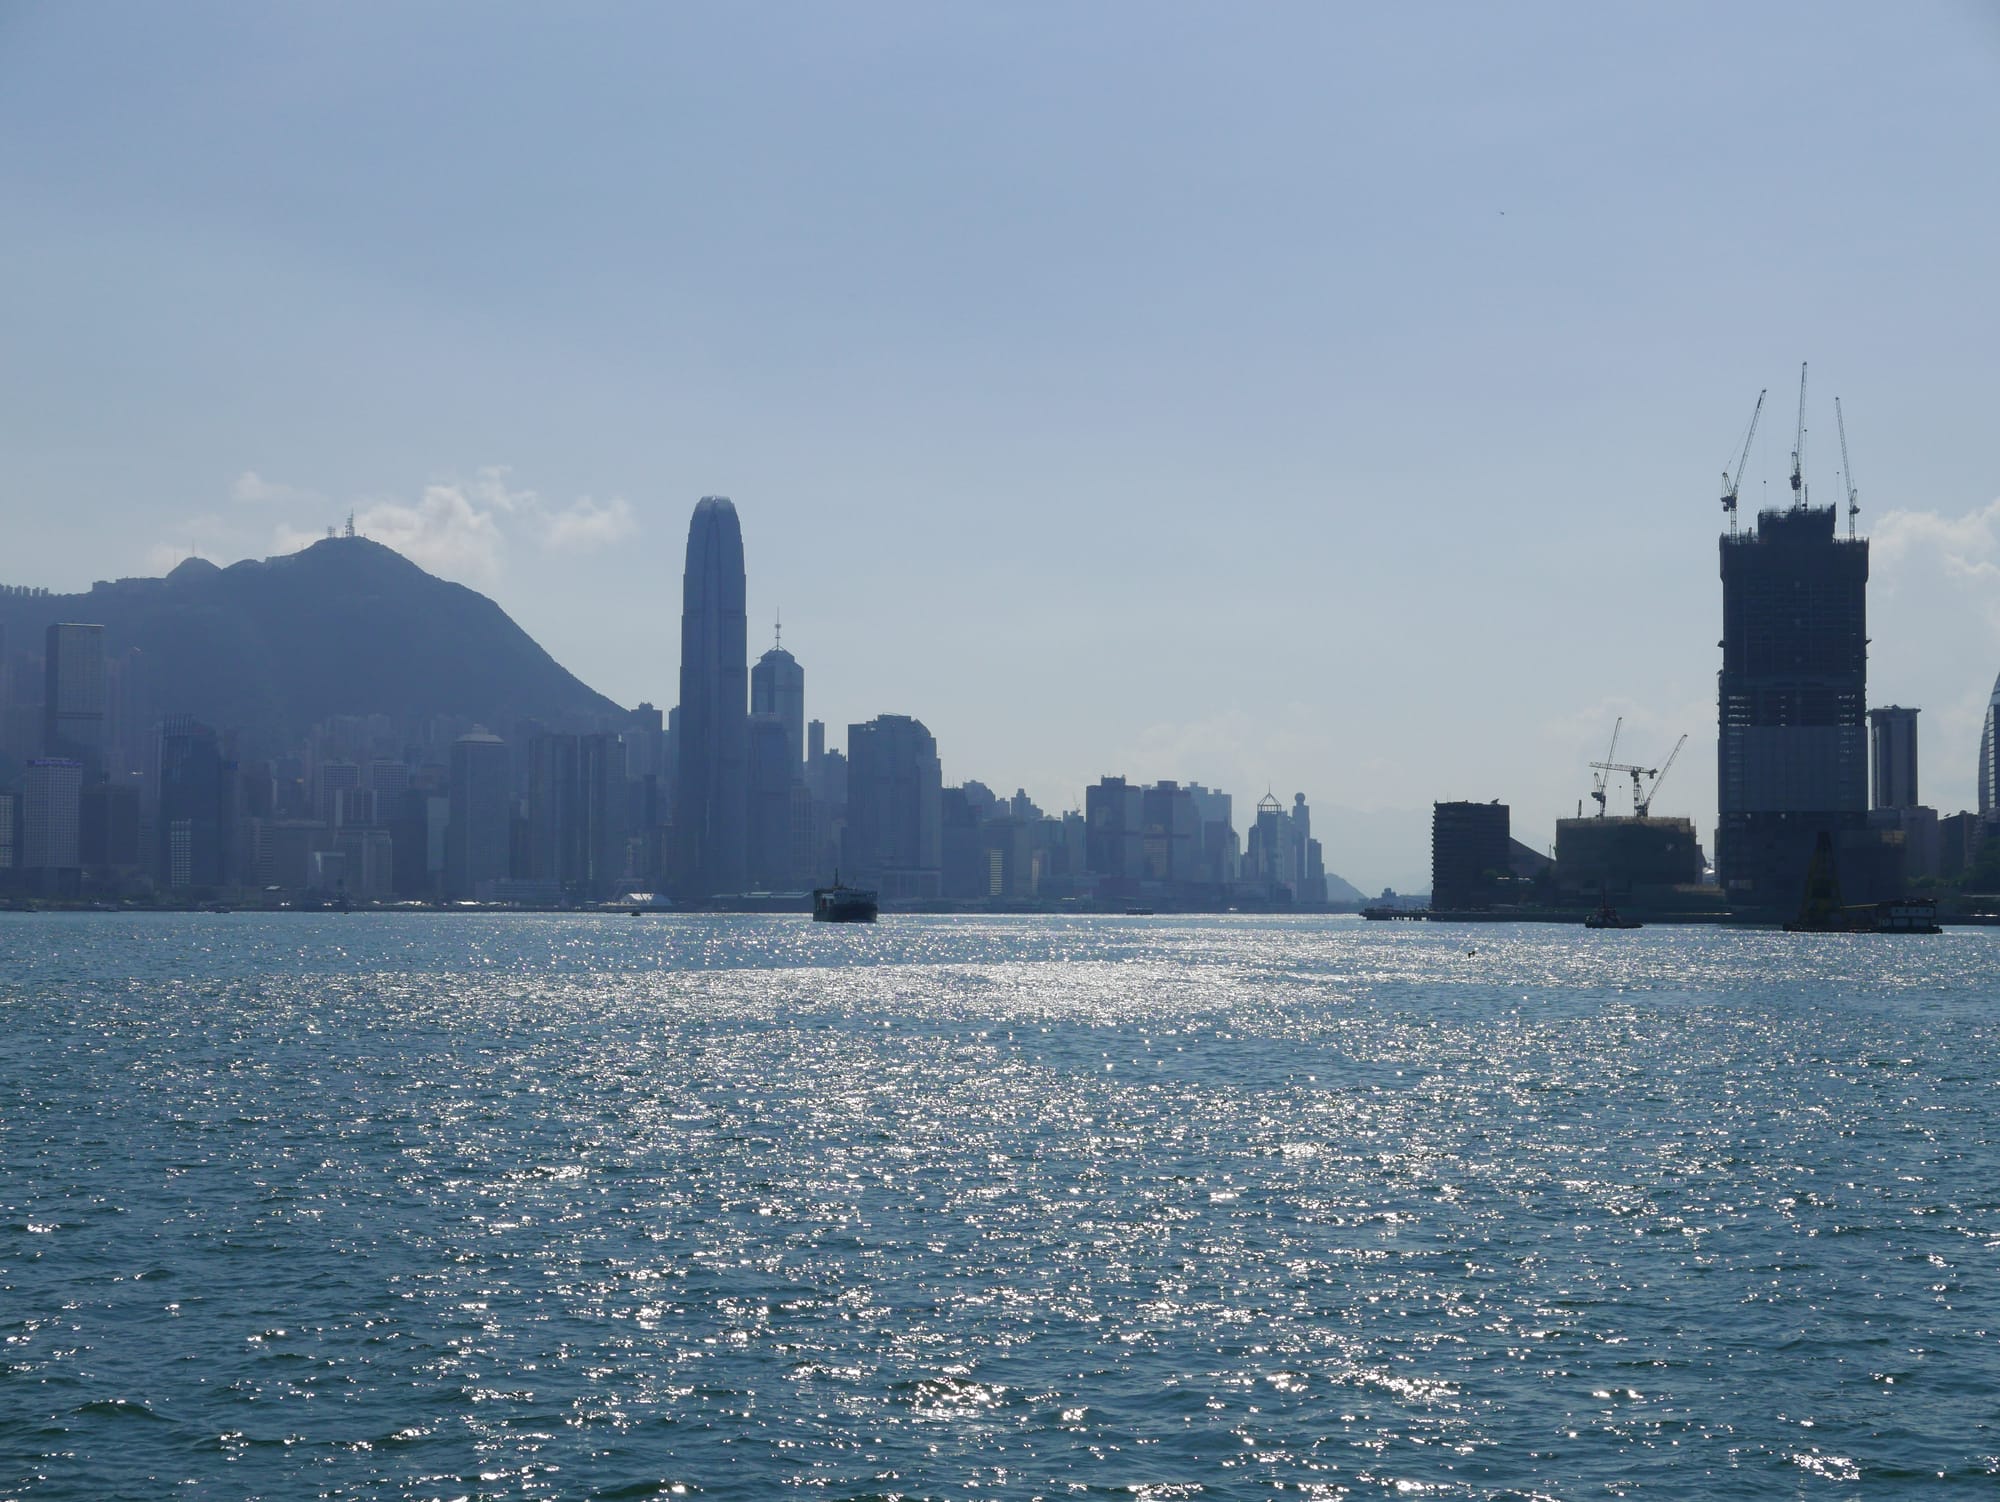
[1552,718,1709,909]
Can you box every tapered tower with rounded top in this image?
[674,496,749,896]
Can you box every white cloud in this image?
[1873,497,2000,571]
[231,469,313,505]
[352,484,509,585]
[542,495,637,551]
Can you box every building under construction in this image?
[1554,815,1704,906]
[1714,369,1895,911]
[1554,724,1706,907]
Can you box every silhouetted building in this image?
[843,714,941,900]
[747,713,800,889]
[1981,671,2000,816]
[1868,705,1919,811]
[1717,503,1872,908]
[0,791,16,872]
[80,783,142,873]
[1554,816,1703,904]
[674,496,749,896]
[751,630,805,772]
[1140,781,1201,885]
[446,730,511,899]
[22,758,83,871]
[526,732,625,901]
[157,717,235,890]
[1085,776,1145,885]
[1431,800,1509,910]
[43,622,106,774]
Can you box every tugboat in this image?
[812,872,878,924]
[1583,889,1642,929]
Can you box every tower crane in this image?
[1589,758,1659,816]
[1836,396,1860,541]
[1788,362,1808,509]
[1636,734,1687,818]
[1721,389,1766,537]
[1589,718,1622,816]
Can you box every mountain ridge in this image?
[0,537,626,748]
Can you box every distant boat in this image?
[812,873,878,923]
[1583,899,1642,930]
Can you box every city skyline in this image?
[5,6,2000,889]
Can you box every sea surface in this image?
[3,913,1999,1499]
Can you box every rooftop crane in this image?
[1590,758,1659,816]
[1589,717,1622,816]
[1836,395,1860,541]
[1788,362,1809,509]
[1636,734,1687,817]
[1721,389,1767,537]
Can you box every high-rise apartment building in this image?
[43,622,106,774]
[1716,503,1870,907]
[843,714,942,900]
[674,497,749,896]
[1867,705,1919,812]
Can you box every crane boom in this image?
[1722,389,1767,536]
[1590,718,1622,816]
[1789,362,1808,508]
[1637,734,1687,817]
[1836,396,1860,540]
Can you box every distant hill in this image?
[0,538,624,745]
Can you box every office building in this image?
[526,732,625,901]
[158,717,235,889]
[43,622,107,774]
[843,714,942,900]
[1868,706,1919,812]
[446,730,511,899]
[1716,502,1872,908]
[1085,776,1145,884]
[674,496,749,896]
[751,629,806,772]
[0,791,16,871]
[22,758,83,871]
[747,713,799,889]
[1431,800,1510,911]
[1981,670,2000,816]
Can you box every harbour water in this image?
[3,913,1998,1498]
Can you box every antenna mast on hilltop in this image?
[344,511,356,539]
[1721,388,1766,537]
[1788,362,1809,510]
[1836,396,1860,540]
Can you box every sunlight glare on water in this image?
[3,913,1999,1498]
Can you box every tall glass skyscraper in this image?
[674,497,749,896]
[1979,671,2000,817]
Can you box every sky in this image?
[3,2,1999,892]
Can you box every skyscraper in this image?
[1980,671,2000,817]
[1867,705,1919,812]
[22,758,83,872]
[843,714,942,900]
[44,622,106,774]
[674,497,749,896]
[157,716,234,889]
[446,730,511,899]
[1717,502,1870,907]
[751,626,805,772]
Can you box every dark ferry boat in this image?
[812,873,878,924]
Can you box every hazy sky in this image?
[4,3,1999,890]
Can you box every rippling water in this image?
[4,913,1999,1498]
